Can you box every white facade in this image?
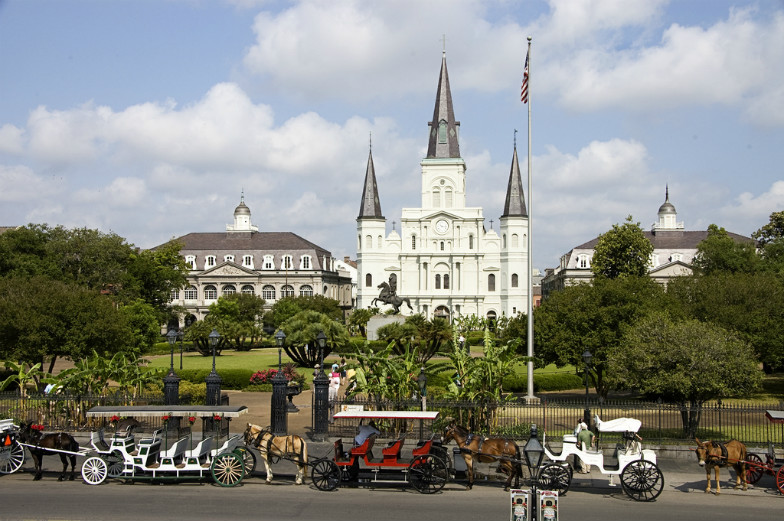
[356,52,529,321]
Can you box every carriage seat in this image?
[412,434,439,457]
[350,434,376,459]
[581,441,601,454]
[562,434,577,445]
[382,436,406,462]
[90,429,110,452]
[212,434,243,457]
[185,437,214,466]
[334,439,349,462]
[150,436,189,468]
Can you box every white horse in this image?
[243,423,308,484]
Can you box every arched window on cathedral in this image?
[440,241,445,251]
[443,274,450,289]
[503,234,507,249]
[412,234,416,250]
[435,274,441,289]
[365,273,372,287]
[377,235,383,248]
[445,189,453,208]
[512,233,519,248]
[365,235,372,249]
[469,234,474,250]
[512,274,519,288]
[432,188,440,208]
[488,274,496,292]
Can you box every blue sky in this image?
[1,0,783,271]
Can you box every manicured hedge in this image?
[503,372,583,393]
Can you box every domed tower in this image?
[227,191,258,233]
[653,185,683,232]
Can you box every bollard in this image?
[271,370,288,436]
[312,369,329,440]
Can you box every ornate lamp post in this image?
[523,424,545,521]
[312,330,329,440]
[582,349,593,429]
[206,329,222,407]
[271,330,288,435]
[163,328,181,406]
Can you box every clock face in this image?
[435,219,449,234]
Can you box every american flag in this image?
[520,50,529,103]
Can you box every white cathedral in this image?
[356,51,529,322]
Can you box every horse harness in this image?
[461,432,516,459]
[704,441,730,467]
[251,428,295,461]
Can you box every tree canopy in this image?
[607,312,762,437]
[590,216,653,279]
[534,276,675,398]
[692,224,758,275]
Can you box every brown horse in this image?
[18,422,79,481]
[443,423,522,490]
[694,438,748,494]
[243,423,308,484]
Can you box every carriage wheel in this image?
[538,463,573,496]
[311,459,341,491]
[0,440,24,474]
[105,450,125,478]
[211,453,245,487]
[81,456,108,485]
[620,460,664,502]
[409,455,448,494]
[235,447,257,475]
[776,465,784,495]
[745,453,764,484]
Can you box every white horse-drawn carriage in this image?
[537,415,664,501]
[80,405,249,486]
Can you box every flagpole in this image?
[524,36,537,403]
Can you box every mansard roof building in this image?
[164,196,353,325]
[356,51,529,322]
[541,188,753,297]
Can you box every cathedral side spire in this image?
[426,51,460,159]
[357,149,384,219]
[502,145,527,217]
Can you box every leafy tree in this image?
[667,272,784,371]
[279,310,350,367]
[350,342,427,408]
[535,276,676,398]
[608,312,762,437]
[0,276,133,384]
[752,210,784,246]
[752,211,784,273]
[376,314,452,364]
[692,224,758,275]
[348,308,376,337]
[206,293,266,350]
[591,216,653,279]
[122,240,189,314]
[119,300,161,352]
[183,319,226,357]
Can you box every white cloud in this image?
[0,164,59,201]
[0,124,25,155]
[723,180,784,223]
[547,8,784,125]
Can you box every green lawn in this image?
[145,348,346,373]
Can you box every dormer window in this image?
[205,255,216,269]
[670,253,683,262]
[243,255,254,268]
[577,254,590,269]
[438,119,447,143]
[301,255,312,270]
[224,255,235,263]
[282,255,293,270]
[263,255,274,270]
[185,255,196,270]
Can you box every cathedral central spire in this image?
[426,51,460,159]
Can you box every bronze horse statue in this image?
[695,438,748,494]
[18,422,79,481]
[443,423,522,491]
[243,423,308,484]
[372,282,412,314]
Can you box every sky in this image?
[1,0,783,272]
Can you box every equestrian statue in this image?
[372,274,412,314]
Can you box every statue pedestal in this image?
[367,315,406,341]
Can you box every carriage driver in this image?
[576,422,595,473]
[355,419,381,446]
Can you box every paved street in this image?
[1,456,781,521]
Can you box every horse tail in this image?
[300,436,308,473]
[514,443,524,480]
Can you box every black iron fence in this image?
[329,397,784,445]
